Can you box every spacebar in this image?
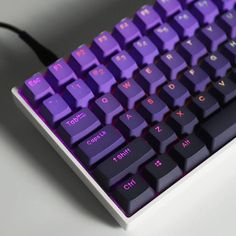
[199,100,236,152]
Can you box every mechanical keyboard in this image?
[12,0,236,230]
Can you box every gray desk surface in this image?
[0,0,236,235]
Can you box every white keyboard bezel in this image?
[12,87,235,230]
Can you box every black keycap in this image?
[146,122,177,154]
[168,107,199,135]
[189,92,220,120]
[136,64,167,94]
[170,134,210,172]
[199,100,236,152]
[221,39,236,65]
[180,66,211,94]
[94,138,155,189]
[116,109,148,138]
[210,77,236,105]
[93,93,124,124]
[158,50,187,80]
[201,52,231,80]
[76,125,125,167]
[138,95,170,123]
[197,23,227,52]
[115,79,145,109]
[143,154,183,192]
[113,174,155,216]
[177,37,207,66]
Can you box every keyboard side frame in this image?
[11,87,236,230]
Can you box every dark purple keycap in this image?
[112,18,141,49]
[221,39,236,65]
[87,65,116,95]
[218,10,236,38]
[158,50,187,80]
[76,125,125,167]
[136,64,167,94]
[160,80,190,108]
[39,94,72,127]
[191,0,219,25]
[117,109,148,138]
[214,0,236,11]
[108,50,138,81]
[93,93,124,124]
[57,108,101,146]
[201,51,231,80]
[146,122,177,153]
[91,31,121,62]
[170,134,210,172]
[198,23,227,52]
[115,79,145,109]
[130,36,159,66]
[94,138,155,189]
[171,10,199,39]
[180,66,211,94]
[189,92,220,119]
[143,154,182,192]
[150,23,180,52]
[22,73,54,107]
[138,95,169,123]
[210,77,236,104]
[154,0,182,20]
[167,106,199,135]
[68,44,99,76]
[45,58,77,91]
[112,174,155,216]
[63,79,94,109]
[179,0,195,7]
[133,5,162,34]
[177,36,207,66]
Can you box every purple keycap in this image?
[112,18,141,49]
[57,108,101,146]
[154,0,182,20]
[39,94,72,127]
[87,65,116,95]
[63,79,94,109]
[115,79,145,109]
[171,10,199,39]
[158,50,187,80]
[214,0,236,11]
[93,93,124,124]
[198,23,227,52]
[218,10,236,38]
[160,80,190,108]
[150,23,179,52]
[201,51,231,80]
[22,73,54,107]
[136,64,167,94]
[180,66,211,94]
[91,31,121,62]
[76,125,125,167]
[221,39,236,65]
[133,5,162,34]
[108,50,138,81]
[191,0,219,25]
[138,95,170,123]
[130,36,159,66]
[117,109,148,138]
[68,44,99,76]
[45,58,77,91]
[177,36,207,66]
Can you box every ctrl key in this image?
[113,175,154,216]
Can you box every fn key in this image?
[113,174,154,216]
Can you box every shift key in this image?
[76,125,125,167]
[94,138,155,189]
